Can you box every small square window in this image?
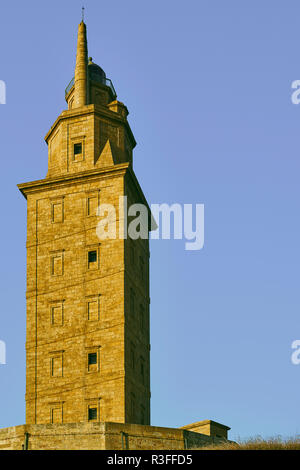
[88,251,97,264]
[87,349,100,372]
[72,140,84,162]
[87,248,99,271]
[88,407,97,421]
[74,143,82,155]
[88,353,97,365]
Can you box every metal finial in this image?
[82,6,85,22]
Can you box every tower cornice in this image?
[44,104,136,149]
[18,163,131,198]
[18,163,150,209]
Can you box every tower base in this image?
[0,420,230,450]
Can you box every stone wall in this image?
[19,163,151,427]
[0,422,225,450]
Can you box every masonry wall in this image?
[24,163,152,427]
[124,173,151,425]
[25,171,128,425]
[46,105,134,178]
[0,422,223,450]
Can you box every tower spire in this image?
[74,20,88,108]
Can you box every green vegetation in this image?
[197,437,300,450]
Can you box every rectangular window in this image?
[51,201,64,223]
[74,143,82,155]
[87,298,99,321]
[50,302,64,326]
[50,353,63,377]
[70,134,86,163]
[87,196,98,217]
[51,252,64,276]
[50,405,63,424]
[87,348,100,372]
[88,251,97,263]
[73,142,84,162]
[86,399,100,422]
[87,248,99,270]
[88,353,97,365]
[88,407,97,421]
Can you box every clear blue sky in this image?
[1,0,300,441]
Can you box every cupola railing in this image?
[65,76,116,99]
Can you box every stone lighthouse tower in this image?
[18,21,151,426]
